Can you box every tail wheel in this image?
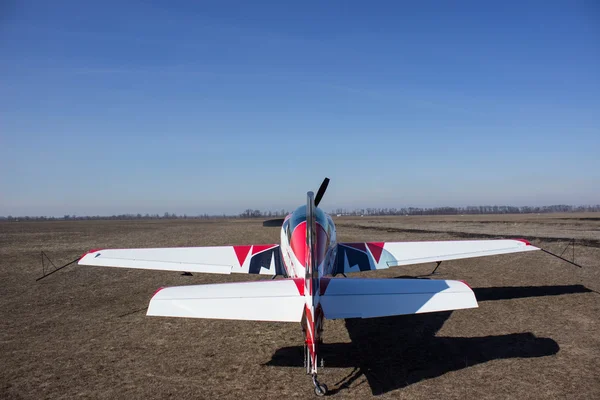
[314,383,328,397]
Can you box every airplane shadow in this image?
[266,284,592,395]
[472,284,593,301]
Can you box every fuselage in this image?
[278,203,337,374]
[279,205,338,279]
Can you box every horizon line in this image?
[2,203,599,220]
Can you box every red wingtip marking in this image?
[152,287,165,297]
[320,278,331,295]
[233,245,252,266]
[515,239,531,246]
[366,242,385,263]
[80,248,104,260]
[459,280,472,289]
[293,278,305,295]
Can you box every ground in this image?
[1,214,599,399]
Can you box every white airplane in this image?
[79,178,539,396]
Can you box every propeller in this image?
[262,177,330,227]
[314,177,330,207]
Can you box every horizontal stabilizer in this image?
[147,279,305,322]
[320,278,477,319]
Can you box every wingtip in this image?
[458,280,472,289]
[79,248,104,261]
[151,287,165,298]
[514,239,532,246]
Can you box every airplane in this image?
[78,178,540,396]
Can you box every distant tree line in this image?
[1,204,599,222]
[330,204,600,216]
[0,213,223,222]
[239,209,289,218]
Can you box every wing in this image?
[147,279,305,322]
[78,245,285,275]
[320,278,477,319]
[335,239,539,273]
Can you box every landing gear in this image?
[304,344,310,374]
[304,324,327,395]
[312,374,328,396]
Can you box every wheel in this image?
[314,383,328,397]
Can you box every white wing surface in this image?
[336,239,539,273]
[320,278,477,319]
[78,245,284,275]
[147,279,305,322]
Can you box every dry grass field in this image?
[1,214,599,399]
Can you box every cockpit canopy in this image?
[284,205,332,243]
[288,205,327,231]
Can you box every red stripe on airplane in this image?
[233,245,252,266]
[305,306,313,329]
[305,306,315,347]
[367,242,385,263]
[292,278,305,295]
[251,244,277,255]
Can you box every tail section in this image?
[303,191,323,376]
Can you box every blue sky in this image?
[1,1,599,216]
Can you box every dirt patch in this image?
[1,216,599,399]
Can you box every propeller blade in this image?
[314,177,330,207]
[262,218,285,227]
